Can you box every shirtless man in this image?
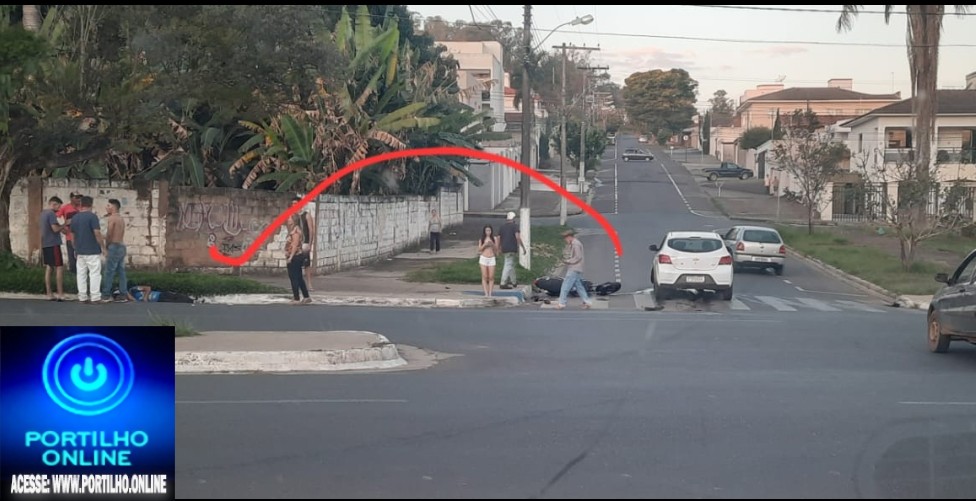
[101,199,128,302]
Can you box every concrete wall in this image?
[8,178,166,266]
[9,178,463,273]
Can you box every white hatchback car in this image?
[649,231,734,302]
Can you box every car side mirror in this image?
[649,244,659,252]
[934,272,950,284]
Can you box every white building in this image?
[437,41,507,132]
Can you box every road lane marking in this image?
[752,296,798,311]
[176,399,408,404]
[833,300,885,312]
[794,297,842,312]
[613,160,619,215]
[794,286,869,297]
[659,160,724,219]
[729,297,750,310]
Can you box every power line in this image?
[534,27,976,48]
[680,5,976,17]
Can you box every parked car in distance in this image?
[927,248,976,353]
[649,231,734,303]
[638,135,648,143]
[622,148,654,162]
[718,225,786,275]
[607,132,616,145]
[703,162,754,181]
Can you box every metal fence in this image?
[832,182,887,223]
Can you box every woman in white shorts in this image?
[478,224,499,297]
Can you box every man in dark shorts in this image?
[39,196,66,301]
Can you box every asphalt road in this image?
[2,134,974,498]
[560,136,895,314]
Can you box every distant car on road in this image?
[927,248,976,353]
[649,231,735,303]
[607,132,616,145]
[718,225,786,275]
[622,148,654,162]
[638,135,648,143]
[703,162,754,181]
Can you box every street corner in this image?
[893,295,932,310]
[175,330,409,374]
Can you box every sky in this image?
[407,5,976,111]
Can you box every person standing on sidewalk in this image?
[40,196,66,301]
[428,209,442,253]
[69,196,106,303]
[498,211,526,289]
[477,224,499,298]
[285,214,311,305]
[557,229,592,310]
[294,195,317,291]
[56,192,82,273]
[101,199,128,302]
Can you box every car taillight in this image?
[658,254,672,264]
[735,242,744,251]
[779,245,786,254]
[719,255,732,265]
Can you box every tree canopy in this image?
[622,68,698,144]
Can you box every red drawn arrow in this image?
[208,146,622,266]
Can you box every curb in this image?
[175,333,406,373]
[784,245,922,309]
[199,294,522,308]
[0,292,521,308]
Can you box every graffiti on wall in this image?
[179,200,269,258]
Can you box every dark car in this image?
[622,148,653,162]
[703,162,754,181]
[927,248,976,353]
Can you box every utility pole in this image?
[577,65,608,194]
[553,44,599,226]
[518,5,533,270]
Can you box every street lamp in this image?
[533,14,594,51]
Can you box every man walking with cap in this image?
[498,211,526,289]
[557,228,592,309]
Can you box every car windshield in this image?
[742,230,782,244]
[667,238,724,253]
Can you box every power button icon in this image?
[42,333,135,416]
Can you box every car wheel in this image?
[774,265,784,276]
[623,158,629,162]
[739,173,750,180]
[708,174,718,181]
[654,285,668,303]
[721,285,733,301]
[927,311,951,353]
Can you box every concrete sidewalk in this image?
[176,330,430,373]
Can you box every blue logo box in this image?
[1,326,175,500]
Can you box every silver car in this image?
[718,225,786,275]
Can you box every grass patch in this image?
[0,255,283,297]
[776,225,947,295]
[404,225,570,285]
[919,232,976,261]
[149,311,200,337]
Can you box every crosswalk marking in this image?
[833,300,885,313]
[793,297,842,312]
[729,297,750,310]
[752,296,798,311]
